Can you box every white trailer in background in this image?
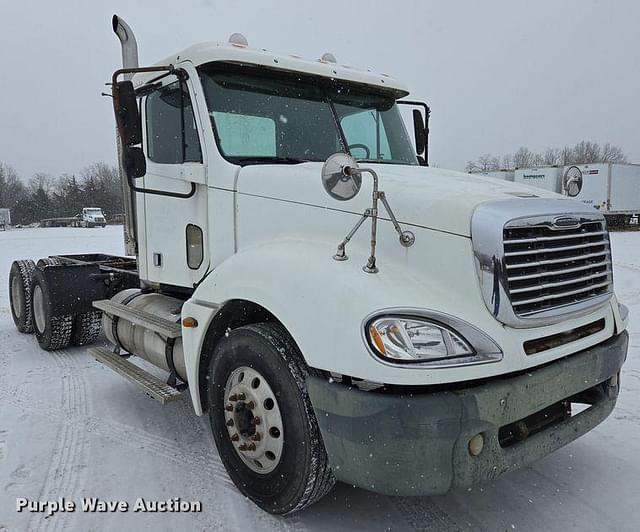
[514,167,561,193]
[0,208,10,230]
[473,170,515,181]
[560,163,640,226]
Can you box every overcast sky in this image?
[1,0,639,179]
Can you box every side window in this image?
[146,81,202,164]
[212,112,276,157]
[340,110,392,160]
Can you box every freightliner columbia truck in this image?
[7,15,629,515]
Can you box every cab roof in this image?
[152,41,410,98]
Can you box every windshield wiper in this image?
[233,156,311,166]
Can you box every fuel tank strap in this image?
[111,290,144,351]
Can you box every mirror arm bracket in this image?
[333,209,371,261]
[378,192,416,247]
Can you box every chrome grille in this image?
[503,219,612,317]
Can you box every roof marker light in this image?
[228,33,248,47]
[319,52,337,63]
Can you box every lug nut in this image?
[247,401,255,409]
[251,433,261,441]
[247,443,256,451]
[253,416,261,425]
[229,394,238,402]
[226,419,234,427]
[225,404,234,412]
[231,433,239,442]
[239,443,248,451]
[237,392,246,401]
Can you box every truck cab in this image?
[74,207,106,228]
[8,15,629,516]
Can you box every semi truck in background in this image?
[7,15,629,515]
[40,207,107,228]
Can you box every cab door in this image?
[138,70,209,288]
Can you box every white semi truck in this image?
[40,207,107,228]
[8,15,629,515]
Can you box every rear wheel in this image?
[31,268,73,351]
[37,257,61,268]
[9,259,36,333]
[207,322,335,515]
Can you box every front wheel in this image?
[207,323,335,515]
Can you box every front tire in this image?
[31,268,73,351]
[207,323,335,515]
[9,259,36,333]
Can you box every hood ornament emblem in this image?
[321,153,415,274]
[551,216,581,230]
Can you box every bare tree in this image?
[468,140,628,171]
[466,153,501,173]
[29,172,54,194]
[573,141,597,164]
[542,148,561,166]
[601,143,627,163]
[512,147,538,168]
[0,162,27,208]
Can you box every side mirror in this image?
[397,100,430,166]
[412,109,426,159]
[124,146,146,178]
[321,153,362,201]
[113,80,142,146]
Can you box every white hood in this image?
[237,163,562,237]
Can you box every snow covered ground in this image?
[0,226,638,531]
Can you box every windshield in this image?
[199,64,417,166]
[85,209,102,214]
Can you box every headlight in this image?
[364,310,503,367]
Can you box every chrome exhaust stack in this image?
[112,14,139,256]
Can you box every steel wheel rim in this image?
[223,366,284,474]
[11,275,23,319]
[33,284,45,334]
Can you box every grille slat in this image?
[508,259,611,281]
[505,250,609,270]
[505,230,607,245]
[512,280,611,306]
[505,240,608,258]
[510,270,612,295]
[503,218,612,316]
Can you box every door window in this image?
[146,81,202,164]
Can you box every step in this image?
[93,300,182,338]
[88,347,183,404]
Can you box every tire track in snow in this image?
[393,496,464,532]
[29,349,89,532]
[2,347,301,530]
[1,369,235,489]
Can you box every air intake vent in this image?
[503,218,612,317]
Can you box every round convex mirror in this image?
[321,153,362,201]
